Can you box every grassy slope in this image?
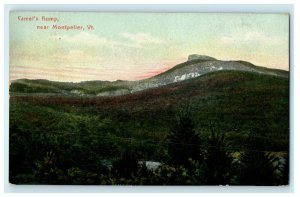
[10,71,289,154]
[9,79,131,95]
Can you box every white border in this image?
[1,2,297,194]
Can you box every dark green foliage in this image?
[203,129,233,185]
[168,106,203,167]
[280,154,289,185]
[237,152,281,185]
[112,148,139,179]
[33,151,65,184]
[9,78,132,96]
[9,71,289,185]
[149,164,192,185]
[9,81,61,94]
[236,130,282,185]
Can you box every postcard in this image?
[9,12,289,185]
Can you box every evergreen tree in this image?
[203,129,233,185]
[237,130,280,185]
[168,106,203,167]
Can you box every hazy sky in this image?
[10,12,289,82]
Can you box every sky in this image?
[10,12,289,82]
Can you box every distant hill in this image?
[10,55,289,96]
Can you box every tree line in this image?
[9,108,289,185]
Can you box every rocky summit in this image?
[187,54,217,61]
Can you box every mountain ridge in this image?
[10,55,289,96]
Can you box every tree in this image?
[237,130,280,185]
[203,129,233,185]
[168,106,203,167]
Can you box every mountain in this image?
[9,55,288,96]
[10,70,289,151]
[133,55,288,92]
[10,63,289,184]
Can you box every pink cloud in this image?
[134,58,185,80]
